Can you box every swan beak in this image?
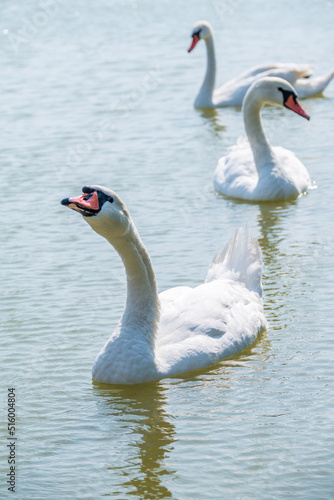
[188,34,200,53]
[61,191,100,214]
[285,95,310,121]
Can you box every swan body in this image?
[61,186,266,384]
[214,77,312,201]
[188,21,334,109]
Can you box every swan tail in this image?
[205,227,263,296]
[294,71,334,98]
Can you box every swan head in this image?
[61,185,131,239]
[244,77,310,120]
[188,20,213,52]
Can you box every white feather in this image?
[189,20,333,109]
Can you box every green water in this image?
[1,0,334,498]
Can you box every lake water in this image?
[1,0,334,498]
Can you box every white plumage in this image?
[62,186,267,384]
[188,20,334,109]
[214,77,312,201]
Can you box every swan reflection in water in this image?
[92,328,271,499]
[199,108,226,137]
[93,382,175,499]
[256,199,298,264]
[256,199,305,331]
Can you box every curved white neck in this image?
[196,35,216,107]
[243,97,276,171]
[106,225,160,349]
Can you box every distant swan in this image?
[214,77,311,201]
[188,20,334,109]
[61,186,266,384]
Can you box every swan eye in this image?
[193,29,202,37]
[107,196,114,203]
[278,87,297,105]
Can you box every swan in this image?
[214,77,312,201]
[188,20,334,109]
[61,186,267,384]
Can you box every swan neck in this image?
[203,35,216,91]
[243,97,274,170]
[196,35,216,107]
[107,225,160,347]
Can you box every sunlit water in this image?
[1,0,334,498]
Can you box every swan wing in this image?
[205,226,263,296]
[231,63,314,81]
[269,146,312,193]
[214,142,311,201]
[156,280,265,374]
[214,64,314,106]
[156,227,266,373]
[214,137,258,196]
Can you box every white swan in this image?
[61,186,266,384]
[188,20,334,109]
[214,77,312,201]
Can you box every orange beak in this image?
[188,34,200,53]
[285,95,310,121]
[65,191,100,213]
